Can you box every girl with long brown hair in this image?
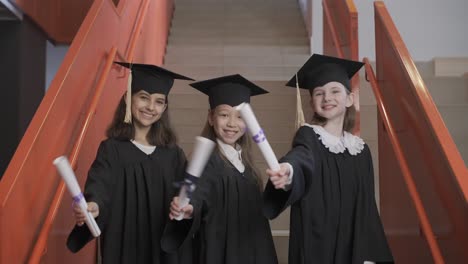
[67,62,194,264]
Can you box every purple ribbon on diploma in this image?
[174,173,199,199]
[253,129,266,144]
[73,192,84,203]
[71,192,84,209]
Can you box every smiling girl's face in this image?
[209,104,246,146]
[310,81,354,123]
[131,90,167,130]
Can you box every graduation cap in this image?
[115,62,194,123]
[286,54,364,129]
[190,74,268,109]
[286,54,364,91]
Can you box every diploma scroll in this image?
[175,136,216,221]
[53,156,101,237]
[236,102,280,171]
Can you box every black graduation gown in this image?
[67,138,192,264]
[162,151,278,264]
[263,126,394,264]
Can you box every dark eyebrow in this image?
[137,91,151,96]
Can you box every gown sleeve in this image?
[263,126,318,219]
[67,140,115,253]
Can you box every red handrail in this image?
[126,0,150,60]
[322,0,344,58]
[28,0,151,261]
[369,2,468,262]
[374,0,468,232]
[322,0,360,133]
[363,58,445,264]
[28,46,117,263]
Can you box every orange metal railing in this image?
[322,0,358,84]
[0,0,174,263]
[367,2,468,263]
[322,0,361,133]
[28,46,119,264]
[364,59,445,264]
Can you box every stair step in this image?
[171,108,299,126]
[170,93,306,108]
[359,76,468,106]
[164,55,224,67]
[170,81,306,94]
[434,57,468,77]
[166,46,225,56]
[164,65,224,80]
[425,77,468,105]
[269,208,291,230]
[272,234,289,264]
[222,65,287,81]
[438,105,468,138]
[166,46,310,57]
[360,105,378,141]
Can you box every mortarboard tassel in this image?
[295,73,305,130]
[124,68,132,124]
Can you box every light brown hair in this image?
[106,94,178,147]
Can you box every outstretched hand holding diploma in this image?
[73,201,99,226]
[170,136,216,221]
[236,103,291,190]
[266,164,291,190]
[54,156,101,237]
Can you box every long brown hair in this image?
[106,94,178,147]
[308,89,356,132]
[201,111,263,187]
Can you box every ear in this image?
[346,92,355,108]
[207,109,214,126]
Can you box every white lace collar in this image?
[303,124,365,155]
[216,139,245,173]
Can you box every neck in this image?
[133,124,151,145]
[322,117,344,137]
[217,138,237,148]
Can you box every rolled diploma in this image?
[175,136,216,220]
[53,156,101,237]
[236,102,280,171]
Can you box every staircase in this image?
[164,0,313,262]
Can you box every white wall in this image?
[302,0,468,61]
[45,41,68,90]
